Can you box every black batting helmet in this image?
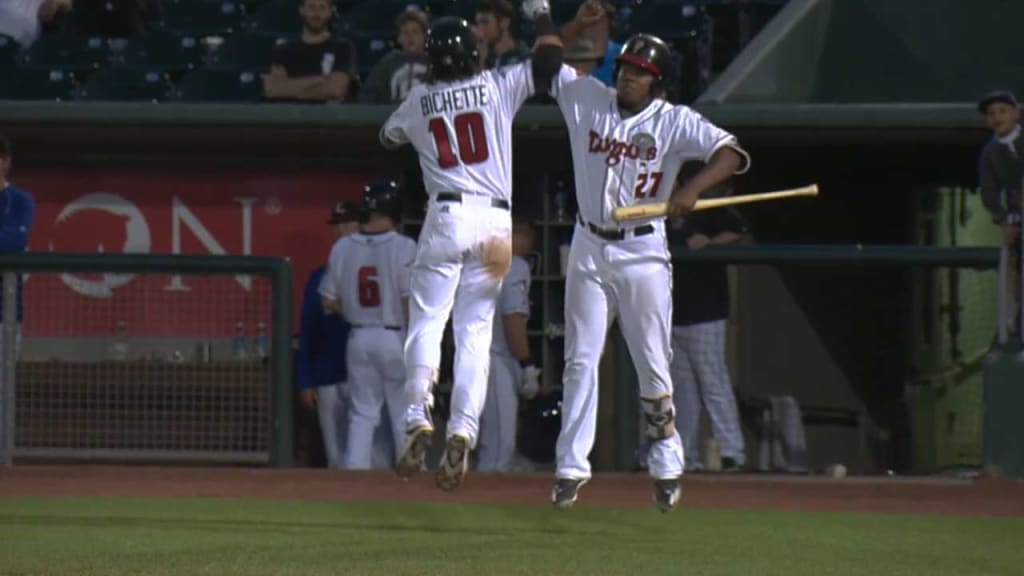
[426,17,479,82]
[363,180,402,219]
[614,33,674,96]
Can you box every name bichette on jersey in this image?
[419,85,490,116]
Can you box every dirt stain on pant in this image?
[480,235,512,280]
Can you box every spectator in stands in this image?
[71,0,161,39]
[978,90,1024,337]
[474,0,529,69]
[262,0,356,103]
[564,38,604,77]
[560,0,621,86]
[0,0,72,49]
[296,201,363,468]
[0,135,35,391]
[359,8,429,104]
[668,169,747,473]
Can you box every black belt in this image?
[436,192,510,211]
[353,325,401,331]
[578,215,654,241]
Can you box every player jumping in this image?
[380,0,564,491]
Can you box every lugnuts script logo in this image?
[588,130,659,166]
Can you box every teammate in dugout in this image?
[547,34,751,511]
[379,0,565,492]
[319,181,417,470]
[296,201,362,469]
[476,218,541,472]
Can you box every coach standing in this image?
[668,174,747,473]
[978,90,1023,339]
[0,135,34,409]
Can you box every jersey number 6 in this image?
[428,112,490,169]
[358,266,380,307]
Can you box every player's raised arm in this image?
[522,0,565,97]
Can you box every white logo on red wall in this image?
[46,192,258,299]
[49,192,151,298]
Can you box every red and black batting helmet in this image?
[614,33,674,96]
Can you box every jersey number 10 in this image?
[358,266,380,307]
[428,112,490,169]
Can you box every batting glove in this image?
[521,0,550,19]
[520,365,541,399]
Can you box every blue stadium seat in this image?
[77,68,174,101]
[175,68,264,101]
[108,31,207,76]
[159,0,247,37]
[16,34,109,75]
[2,68,79,101]
[207,32,286,72]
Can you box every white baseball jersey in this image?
[491,255,531,355]
[379,62,539,202]
[553,71,751,228]
[319,230,417,327]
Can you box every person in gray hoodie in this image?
[359,9,430,104]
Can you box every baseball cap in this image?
[327,201,364,224]
[978,90,1019,114]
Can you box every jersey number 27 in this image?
[428,112,490,169]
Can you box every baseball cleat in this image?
[653,478,681,512]
[551,477,588,510]
[435,434,471,491]
[396,425,433,480]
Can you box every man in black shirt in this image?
[262,0,355,103]
[668,180,748,473]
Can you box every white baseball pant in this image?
[404,196,512,446]
[556,226,685,481]
[671,320,745,470]
[344,326,406,469]
[476,353,519,471]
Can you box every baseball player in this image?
[319,181,417,470]
[548,34,750,512]
[297,200,362,469]
[380,1,565,491]
[476,218,540,472]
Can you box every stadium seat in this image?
[175,68,264,102]
[348,32,393,78]
[159,0,247,37]
[343,0,429,37]
[15,34,109,75]
[77,68,174,102]
[207,32,286,72]
[4,68,79,101]
[621,0,707,41]
[108,31,207,77]
[242,0,306,36]
[0,34,19,71]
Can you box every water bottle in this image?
[232,320,248,360]
[108,320,128,362]
[553,182,567,221]
[254,321,268,362]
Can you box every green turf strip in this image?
[0,497,1020,576]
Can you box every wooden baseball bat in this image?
[612,184,820,222]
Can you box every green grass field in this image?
[0,496,1021,576]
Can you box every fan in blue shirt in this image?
[0,135,34,329]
